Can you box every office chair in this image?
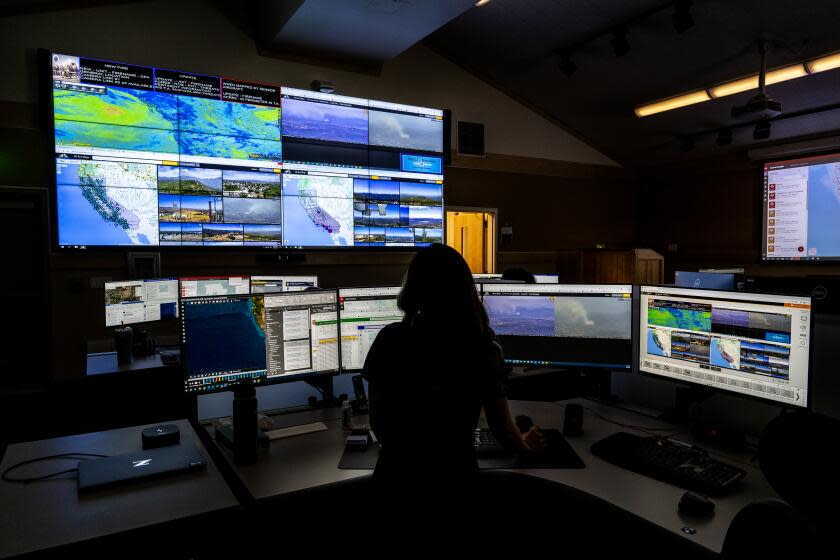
[722,411,840,557]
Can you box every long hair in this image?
[398,244,490,339]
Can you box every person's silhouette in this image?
[363,244,543,504]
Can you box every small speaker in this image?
[563,403,583,437]
[457,121,485,156]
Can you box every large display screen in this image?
[763,153,840,260]
[49,52,445,250]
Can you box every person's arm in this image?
[484,396,543,453]
[367,377,386,446]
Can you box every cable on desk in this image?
[580,407,680,437]
[2,453,109,484]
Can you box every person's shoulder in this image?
[377,321,409,341]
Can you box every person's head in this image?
[501,267,536,284]
[398,243,488,337]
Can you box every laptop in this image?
[78,443,206,492]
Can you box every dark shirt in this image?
[362,320,506,482]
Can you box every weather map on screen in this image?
[49,52,444,250]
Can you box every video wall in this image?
[50,52,445,249]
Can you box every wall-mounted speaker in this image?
[458,121,485,156]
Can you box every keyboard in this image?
[473,429,507,456]
[591,432,746,494]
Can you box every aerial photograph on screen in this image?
[203,223,243,244]
[223,170,282,198]
[281,97,368,144]
[183,298,267,376]
[648,300,712,331]
[157,165,180,193]
[368,110,443,152]
[244,224,282,245]
[400,182,442,206]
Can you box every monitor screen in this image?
[675,271,735,291]
[49,52,444,250]
[534,274,559,284]
[179,276,250,298]
[763,152,840,261]
[181,290,340,393]
[639,286,811,407]
[338,287,403,371]
[104,278,178,326]
[250,275,318,293]
[482,284,633,369]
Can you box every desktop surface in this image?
[0,420,237,558]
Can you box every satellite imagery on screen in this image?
[50,52,444,249]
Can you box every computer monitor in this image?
[338,287,403,371]
[534,274,559,284]
[473,274,502,280]
[675,271,736,291]
[482,284,634,369]
[179,276,250,298]
[181,290,340,393]
[250,275,319,293]
[639,286,811,407]
[104,278,179,326]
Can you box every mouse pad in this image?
[338,429,585,470]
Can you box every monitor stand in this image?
[658,386,747,450]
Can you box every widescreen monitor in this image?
[104,278,178,326]
[675,271,735,291]
[639,286,811,407]
[250,276,318,293]
[179,276,250,298]
[763,152,840,260]
[338,287,403,371]
[482,284,633,369]
[47,51,444,250]
[181,290,340,393]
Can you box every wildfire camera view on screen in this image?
[181,290,339,393]
[639,286,811,407]
[50,52,444,249]
[482,284,633,369]
[764,152,840,260]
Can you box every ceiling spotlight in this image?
[754,120,771,140]
[716,128,732,146]
[679,136,695,152]
[672,0,694,33]
[611,27,630,57]
[558,50,577,77]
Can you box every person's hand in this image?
[523,426,546,454]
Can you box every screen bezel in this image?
[41,49,447,254]
[760,150,840,263]
[180,289,341,395]
[636,284,813,409]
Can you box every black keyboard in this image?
[474,429,507,456]
[591,432,746,494]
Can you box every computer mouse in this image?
[515,415,534,433]
[678,491,715,516]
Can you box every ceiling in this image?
[425,0,840,167]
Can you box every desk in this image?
[204,399,778,554]
[0,419,238,558]
[86,349,180,376]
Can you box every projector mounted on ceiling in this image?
[732,40,782,119]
